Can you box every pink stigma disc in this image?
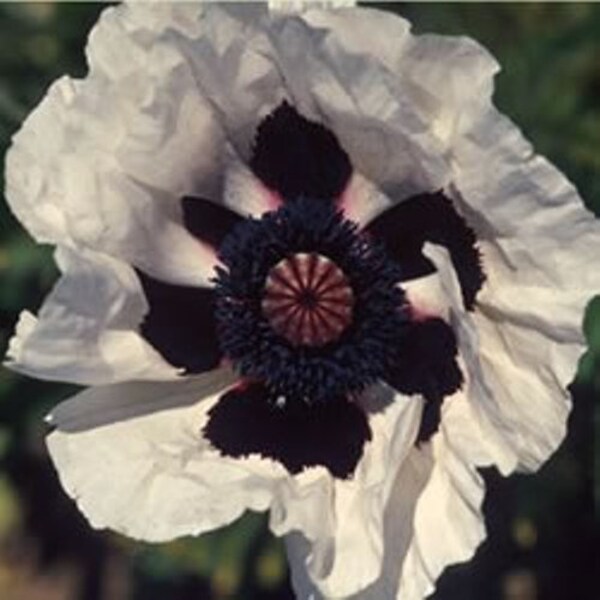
[262,253,354,346]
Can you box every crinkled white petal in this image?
[6,73,217,287]
[402,270,451,323]
[286,446,433,600]
[395,393,490,600]
[270,0,356,15]
[267,11,450,200]
[339,172,393,227]
[4,2,284,287]
[286,392,494,600]
[50,375,420,551]
[448,112,600,471]
[166,3,286,160]
[281,384,423,598]
[86,3,224,201]
[425,239,587,476]
[46,371,276,543]
[5,247,180,385]
[302,8,498,148]
[223,152,282,217]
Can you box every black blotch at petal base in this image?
[203,382,372,479]
[250,101,352,201]
[137,270,222,374]
[181,196,243,249]
[366,191,485,310]
[385,318,463,443]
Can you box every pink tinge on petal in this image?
[263,184,284,212]
[402,272,451,323]
[338,173,393,227]
[223,158,283,218]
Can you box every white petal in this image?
[283,384,423,598]
[286,389,494,600]
[286,447,435,600]
[223,153,282,218]
[424,240,585,474]
[170,4,286,160]
[453,108,600,293]
[6,74,218,288]
[398,33,498,145]
[268,12,450,199]
[86,3,225,200]
[6,3,285,287]
[397,394,490,600]
[48,373,377,546]
[5,247,180,385]
[301,6,412,70]
[448,111,600,471]
[270,1,356,15]
[339,172,393,227]
[46,372,278,543]
[402,271,451,323]
[303,8,498,146]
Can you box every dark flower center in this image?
[138,102,481,477]
[213,197,409,405]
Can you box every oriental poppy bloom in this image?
[4,2,599,599]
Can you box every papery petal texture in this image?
[6,247,180,385]
[4,3,599,600]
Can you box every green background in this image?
[0,3,597,600]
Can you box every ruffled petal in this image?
[286,390,493,600]
[449,110,600,471]
[424,240,588,474]
[167,3,286,160]
[45,371,280,543]
[222,155,283,217]
[48,372,380,550]
[5,247,180,385]
[285,446,434,600]
[85,2,224,200]
[302,8,498,146]
[281,384,423,598]
[339,172,393,228]
[270,1,356,14]
[4,3,283,287]
[268,10,450,200]
[396,393,491,600]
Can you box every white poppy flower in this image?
[4,2,599,599]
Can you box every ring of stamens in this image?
[262,253,354,346]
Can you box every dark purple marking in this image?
[385,317,463,443]
[137,271,222,374]
[203,382,372,478]
[366,192,485,310]
[250,101,352,201]
[182,196,243,249]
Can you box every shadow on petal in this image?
[48,369,236,433]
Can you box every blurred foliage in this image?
[0,2,597,600]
